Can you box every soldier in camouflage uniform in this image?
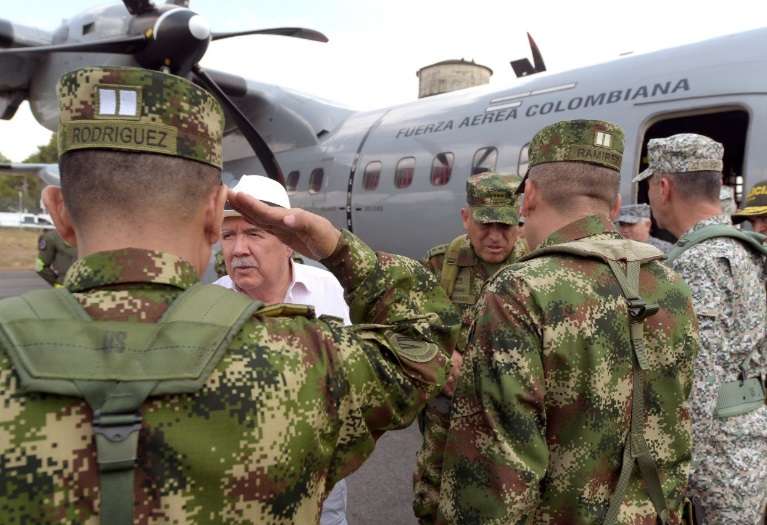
[733,180,767,235]
[35,227,77,286]
[438,120,700,524]
[640,134,767,524]
[413,173,525,523]
[615,203,673,253]
[0,67,454,525]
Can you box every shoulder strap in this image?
[521,238,664,265]
[0,284,260,525]
[440,235,469,297]
[666,224,767,263]
[602,260,668,525]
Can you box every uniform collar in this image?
[681,214,731,238]
[538,214,618,249]
[64,248,199,292]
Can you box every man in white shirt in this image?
[215,175,350,524]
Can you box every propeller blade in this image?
[212,27,328,43]
[123,0,157,15]
[0,35,146,55]
[192,65,285,185]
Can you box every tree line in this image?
[0,133,57,213]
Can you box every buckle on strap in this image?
[626,297,659,323]
[93,411,142,472]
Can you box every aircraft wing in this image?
[0,162,60,186]
[0,18,52,119]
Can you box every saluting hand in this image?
[227,188,342,260]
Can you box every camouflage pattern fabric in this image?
[35,229,77,286]
[0,230,454,524]
[466,173,522,225]
[616,203,651,224]
[633,134,723,183]
[437,215,699,525]
[214,247,227,278]
[413,235,527,523]
[669,214,767,524]
[647,235,674,254]
[527,119,624,171]
[57,67,224,168]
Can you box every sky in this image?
[1,0,767,161]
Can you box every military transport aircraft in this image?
[0,0,761,257]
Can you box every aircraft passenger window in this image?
[395,157,416,189]
[471,147,498,175]
[431,152,454,186]
[518,144,530,176]
[286,170,300,192]
[309,168,324,193]
[363,161,382,191]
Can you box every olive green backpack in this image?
[0,284,261,525]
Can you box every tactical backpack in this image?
[666,224,767,420]
[0,284,262,525]
[521,239,671,525]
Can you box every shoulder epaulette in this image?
[256,303,316,319]
[426,243,449,259]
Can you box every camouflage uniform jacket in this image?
[0,230,454,525]
[669,215,767,521]
[422,234,528,352]
[437,215,699,525]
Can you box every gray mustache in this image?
[231,256,258,269]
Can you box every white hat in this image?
[224,175,291,217]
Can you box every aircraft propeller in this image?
[0,0,330,184]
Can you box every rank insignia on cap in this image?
[595,131,612,148]
[97,86,141,119]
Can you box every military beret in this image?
[732,181,767,222]
[466,172,522,225]
[517,119,624,194]
[617,203,651,224]
[57,66,224,168]
[633,133,723,183]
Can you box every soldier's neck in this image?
[75,225,212,277]
[666,200,722,238]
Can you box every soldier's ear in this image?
[42,186,77,247]
[609,193,622,220]
[203,183,228,245]
[460,208,471,230]
[521,179,537,216]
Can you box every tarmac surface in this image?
[0,270,423,525]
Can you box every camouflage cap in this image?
[732,181,767,222]
[517,119,624,194]
[57,66,224,168]
[617,203,651,224]
[633,133,723,183]
[466,173,522,225]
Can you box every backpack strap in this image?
[519,240,668,523]
[0,284,261,525]
[666,224,767,264]
[440,235,469,297]
[601,258,668,525]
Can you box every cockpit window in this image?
[471,147,498,175]
[431,152,454,186]
[395,157,416,189]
